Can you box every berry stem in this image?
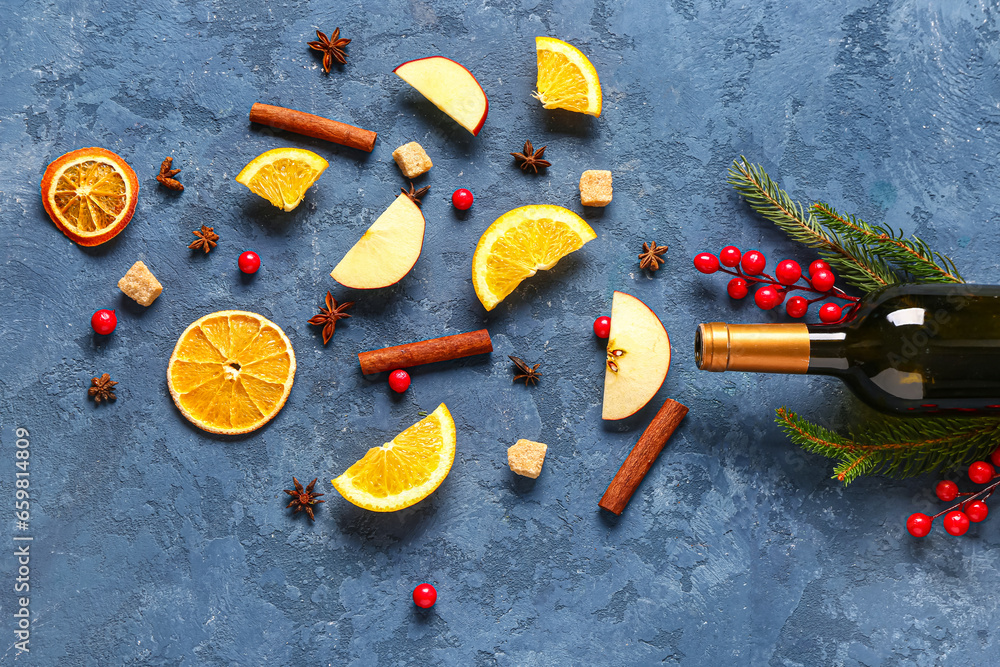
[715,266,860,302]
[932,475,1000,520]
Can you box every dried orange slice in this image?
[332,404,456,512]
[472,205,597,310]
[41,147,139,246]
[167,311,296,435]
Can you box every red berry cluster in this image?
[693,247,859,322]
[907,448,1000,537]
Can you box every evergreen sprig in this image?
[777,408,1000,484]
[727,157,963,292]
[728,157,897,293]
[728,157,991,484]
[811,201,963,284]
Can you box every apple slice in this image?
[330,195,425,289]
[602,291,671,420]
[394,56,489,135]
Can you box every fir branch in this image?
[816,231,900,295]
[777,407,1000,484]
[728,157,895,294]
[727,157,830,248]
[811,202,964,284]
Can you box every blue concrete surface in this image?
[2,0,1000,664]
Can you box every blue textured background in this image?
[3,0,1000,664]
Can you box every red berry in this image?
[91,309,117,335]
[452,188,473,210]
[413,583,437,608]
[775,260,802,285]
[593,316,611,339]
[727,277,748,299]
[968,460,995,485]
[719,246,742,268]
[809,260,830,276]
[740,250,766,275]
[785,296,808,318]
[238,251,260,274]
[966,500,989,522]
[943,510,970,536]
[991,446,1000,468]
[754,285,782,310]
[388,369,411,393]
[693,253,720,274]
[818,303,842,323]
[906,512,932,537]
[810,268,835,292]
[935,480,959,502]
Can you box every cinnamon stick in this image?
[358,329,493,374]
[598,398,689,515]
[249,103,377,152]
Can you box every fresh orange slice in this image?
[235,148,328,211]
[167,311,297,435]
[41,147,139,246]
[533,37,602,116]
[332,404,456,512]
[472,205,597,310]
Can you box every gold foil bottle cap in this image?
[695,322,728,371]
[695,322,810,374]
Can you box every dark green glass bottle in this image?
[695,284,1000,415]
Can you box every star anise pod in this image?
[156,157,183,191]
[308,291,354,345]
[401,182,430,207]
[308,28,350,73]
[509,355,541,386]
[638,241,668,271]
[510,140,551,173]
[188,225,219,253]
[284,477,325,521]
[88,373,118,403]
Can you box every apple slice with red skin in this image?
[602,291,672,420]
[331,195,425,289]
[394,56,489,135]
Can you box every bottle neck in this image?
[696,322,848,374]
[806,328,850,373]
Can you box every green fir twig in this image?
[727,157,896,293]
[811,202,963,284]
[777,408,1000,485]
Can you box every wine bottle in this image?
[695,283,1000,415]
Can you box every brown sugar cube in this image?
[507,439,547,479]
[579,170,613,207]
[392,142,433,179]
[117,261,163,306]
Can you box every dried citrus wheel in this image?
[472,205,597,311]
[533,36,602,116]
[167,311,296,435]
[235,147,328,211]
[332,404,456,512]
[40,147,139,246]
